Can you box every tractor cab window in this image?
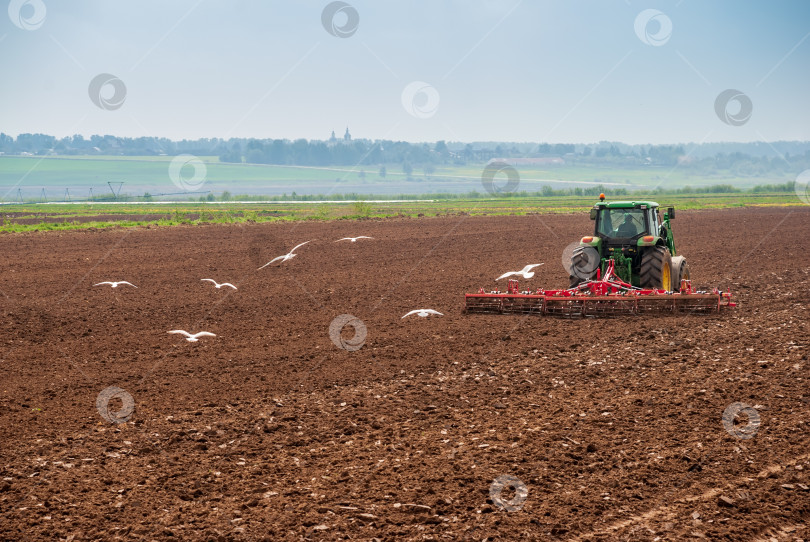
[597,208,647,239]
[650,209,661,234]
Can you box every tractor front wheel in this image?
[639,246,673,291]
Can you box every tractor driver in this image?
[617,213,637,237]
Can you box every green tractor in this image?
[569,195,690,291]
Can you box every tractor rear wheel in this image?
[671,256,690,291]
[639,246,673,290]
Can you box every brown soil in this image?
[0,207,808,541]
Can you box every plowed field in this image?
[1,207,808,540]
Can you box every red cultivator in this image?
[465,259,735,317]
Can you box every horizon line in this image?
[2,131,809,148]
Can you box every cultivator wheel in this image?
[465,259,734,318]
[671,255,690,288]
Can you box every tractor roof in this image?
[594,200,659,209]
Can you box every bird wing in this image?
[258,255,285,269]
[426,310,444,316]
[119,281,137,288]
[358,236,373,239]
[290,240,311,253]
[93,282,114,286]
[221,283,237,289]
[401,310,419,319]
[193,332,217,338]
[201,279,217,285]
[168,330,192,338]
[336,238,351,242]
[495,271,515,281]
[522,263,543,273]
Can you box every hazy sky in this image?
[2,0,809,144]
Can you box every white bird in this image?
[336,236,374,243]
[257,241,311,269]
[401,309,444,319]
[94,281,137,288]
[168,330,217,342]
[496,263,544,281]
[201,279,237,290]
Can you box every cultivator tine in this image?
[673,294,723,313]
[634,296,678,314]
[464,294,544,314]
[581,297,639,317]
[464,295,504,314]
[501,296,544,314]
[542,297,586,317]
[635,294,723,314]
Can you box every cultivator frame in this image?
[465,259,735,317]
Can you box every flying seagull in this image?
[401,309,444,319]
[201,279,237,290]
[94,281,137,288]
[168,330,217,342]
[496,263,544,281]
[257,241,311,269]
[336,236,374,242]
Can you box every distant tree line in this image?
[2,132,809,178]
[192,182,799,203]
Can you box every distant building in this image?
[328,127,352,145]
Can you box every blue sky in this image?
[2,0,808,144]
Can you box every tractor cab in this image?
[590,201,666,246]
